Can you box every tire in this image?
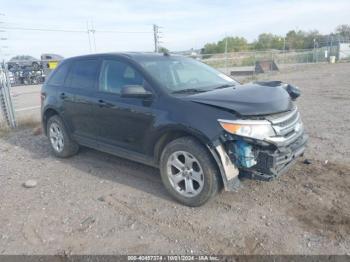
[160,137,221,206]
[47,115,79,158]
[32,62,40,71]
[31,77,38,85]
[23,78,30,85]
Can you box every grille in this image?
[274,110,298,128]
[269,108,300,137]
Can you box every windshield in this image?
[139,56,239,94]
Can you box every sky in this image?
[0,0,350,59]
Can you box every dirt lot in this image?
[0,63,349,255]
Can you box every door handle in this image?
[60,93,67,100]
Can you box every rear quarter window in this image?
[66,59,99,90]
[47,62,70,86]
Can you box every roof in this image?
[63,52,183,62]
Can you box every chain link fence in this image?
[193,45,349,78]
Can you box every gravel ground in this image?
[0,63,349,255]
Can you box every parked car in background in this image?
[41,53,64,68]
[41,52,308,206]
[7,55,41,71]
[41,53,64,77]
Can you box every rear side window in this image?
[47,62,70,86]
[67,59,99,89]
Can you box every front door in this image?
[93,58,155,154]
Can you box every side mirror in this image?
[120,85,153,98]
[286,84,301,100]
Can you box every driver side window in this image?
[99,59,144,94]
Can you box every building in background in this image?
[338,43,350,60]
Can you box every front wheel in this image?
[47,115,79,158]
[160,137,221,206]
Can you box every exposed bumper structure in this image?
[214,107,308,188]
[241,132,308,181]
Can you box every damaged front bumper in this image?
[212,108,308,190]
[237,132,308,181]
[214,130,308,191]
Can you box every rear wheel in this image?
[160,137,220,206]
[47,115,79,158]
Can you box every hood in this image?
[183,83,293,116]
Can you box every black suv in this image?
[41,53,308,206]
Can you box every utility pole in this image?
[153,24,159,53]
[86,20,97,53]
[86,21,92,53]
[90,19,97,52]
[283,37,286,64]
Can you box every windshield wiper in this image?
[172,88,207,94]
[213,84,236,90]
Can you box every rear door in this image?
[43,60,70,121]
[63,58,100,141]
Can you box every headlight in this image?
[218,119,276,140]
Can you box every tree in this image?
[200,24,350,53]
[335,24,350,38]
[202,42,218,54]
[254,33,284,50]
[217,37,248,52]
[158,46,169,53]
[285,30,305,50]
[201,37,248,54]
[302,30,321,49]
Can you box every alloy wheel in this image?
[166,151,204,197]
[49,122,64,153]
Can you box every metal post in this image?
[253,51,256,78]
[315,40,318,63]
[330,35,333,58]
[313,39,316,63]
[283,37,286,64]
[0,63,16,128]
[224,37,228,75]
[270,51,273,71]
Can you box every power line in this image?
[0,25,152,34]
[0,26,86,33]
[97,30,152,34]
